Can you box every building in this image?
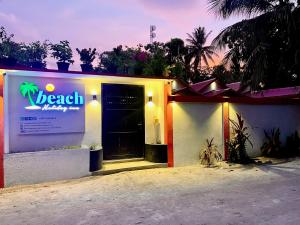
[1,67,300,188]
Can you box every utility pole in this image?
[150,25,156,44]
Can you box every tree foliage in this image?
[210,0,300,90]
[50,40,74,64]
[186,27,218,77]
[76,48,97,65]
[0,26,21,61]
[0,26,219,83]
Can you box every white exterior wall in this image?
[4,149,90,187]
[172,103,224,166]
[4,71,167,153]
[229,104,300,156]
[172,102,300,165]
[81,77,166,148]
[2,70,167,186]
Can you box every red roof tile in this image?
[190,79,216,92]
[246,86,300,98]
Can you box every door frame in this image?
[101,83,145,160]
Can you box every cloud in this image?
[0,11,41,42]
[0,0,241,69]
[0,12,17,23]
[115,1,211,33]
[59,8,76,19]
[79,0,240,46]
[139,0,199,10]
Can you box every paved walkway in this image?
[0,159,300,225]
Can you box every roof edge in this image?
[0,65,174,80]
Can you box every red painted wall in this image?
[223,102,229,160]
[167,102,174,167]
[0,75,4,188]
[165,83,174,167]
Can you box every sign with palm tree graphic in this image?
[19,81,84,112]
[20,82,41,110]
[14,77,85,135]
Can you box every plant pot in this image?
[90,149,103,172]
[145,144,168,163]
[31,61,45,69]
[0,57,17,67]
[57,62,70,71]
[80,63,93,72]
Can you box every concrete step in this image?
[103,158,144,165]
[92,160,168,176]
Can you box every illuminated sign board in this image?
[20,82,84,113]
[9,76,86,135]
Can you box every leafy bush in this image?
[228,113,253,164]
[0,41,21,61]
[261,128,282,157]
[143,43,168,76]
[16,43,31,67]
[50,40,74,64]
[26,41,49,67]
[0,27,48,68]
[285,131,300,157]
[199,138,222,167]
[0,27,21,62]
[98,45,133,74]
[76,48,97,65]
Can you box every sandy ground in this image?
[0,159,300,225]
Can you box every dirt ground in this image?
[0,159,300,225]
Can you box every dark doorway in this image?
[102,84,145,160]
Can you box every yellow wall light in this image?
[89,89,99,102]
[147,91,154,106]
[90,89,98,95]
[89,100,100,107]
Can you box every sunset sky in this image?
[0,0,241,69]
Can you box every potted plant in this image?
[50,40,74,71]
[16,43,31,68]
[89,144,103,172]
[76,48,97,72]
[261,128,282,157]
[285,131,300,157]
[227,113,253,164]
[199,138,222,167]
[27,41,48,69]
[0,41,21,66]
[0,27,20,66]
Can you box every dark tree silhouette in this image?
[210,0,300,90]
[186,27,218,77]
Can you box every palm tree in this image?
[208,0,274,19]
[186,27,218,75]
[20,82,39,106]
[209,0,300,89]
[164,38,186,65]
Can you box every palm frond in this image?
[212,11,274,51]
[205,52,216,64]
[201,54,209,67]
[242,42,269,89]
[222,48,240,66]
[208,0,274,19]
[204,30,213,43]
